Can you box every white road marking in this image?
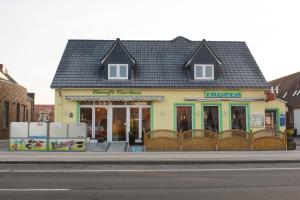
[1,167,300,173]
[0,189,70,191]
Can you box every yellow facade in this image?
[54,88,286,132]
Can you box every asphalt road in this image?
[1,163,300,200]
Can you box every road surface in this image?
[0,163,300,200]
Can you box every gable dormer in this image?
[100,38,136,80]
[184,39,221,80]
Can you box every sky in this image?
[0,0,299,104]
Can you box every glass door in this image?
[265,110,277,130]
[112,107,127,141]
[95,107,107,141]
[80,107,93,138]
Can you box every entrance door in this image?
[95,107,107,141]
[112,107,127,141]
[265,110,277,130]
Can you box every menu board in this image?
[250,114,265,127]
[49,123,67,138]
[10,122,28,138]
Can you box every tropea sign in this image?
[92,90,141,96]
[205,91,241,98]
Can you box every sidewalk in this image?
[1,150,300,164]
[1,139,300,164]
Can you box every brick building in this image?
[34,104,54,122]
[0,64,35,139]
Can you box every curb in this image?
[1,159,300,165]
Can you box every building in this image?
[34,105,55,122]
[269,71,300,135]
[0,64,35,139]
[51,37,286,143]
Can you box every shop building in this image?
[51,37,286,143]
[0,64,35,139]
[269,71,300,135]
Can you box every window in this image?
[108,64,128,79]
[2,101,9,128]
[176,105,193,132]
[16,103,20,122]
[194,64,214,80]
[231,106,247,131]
[203,106,220,132]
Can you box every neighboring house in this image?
[269,71,300,135]
[34,105,54,122]
[0,64,35,139]
[51,37,285,143]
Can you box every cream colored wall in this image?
[54,89,286,131]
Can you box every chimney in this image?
[0,64,3,73]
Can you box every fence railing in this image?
[144,129,287,151]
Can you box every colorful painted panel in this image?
[48,139,86,151]
[10,139,47,151]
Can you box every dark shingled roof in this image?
[50,37,269,89]
[269,71,300,108]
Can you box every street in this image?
[0,163,300,200]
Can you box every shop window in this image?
[265,110,277,130]
[142,108,151,134]
[231,106,247,131]
[2,101,9,129]
[194,64,214,80]
[176,105,193,132]
[203,106,219,132]
[80,108,92,138]
[108,64,128,79]
[130,108,139,140]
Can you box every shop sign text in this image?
[205,91,241,98]
[92,90,141,96]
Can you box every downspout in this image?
[58,89,63,122]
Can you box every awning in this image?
[184,97,265,102]
[65,95,164,102]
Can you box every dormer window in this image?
[194,64,214,80]
[108,64,128,79]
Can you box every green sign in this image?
[205,91,241,98]
[92,90,141,96]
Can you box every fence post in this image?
[250,130,253,151]
[215,132,218,151]
[144,131,147,151]
[179,130,182,151]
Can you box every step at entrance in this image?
[107,142,128,152]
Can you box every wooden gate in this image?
[181,129,216,151]
[217,129,251,151]
[252,129,286,150]
[144,129,179,151]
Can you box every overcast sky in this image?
[1,0,299,104]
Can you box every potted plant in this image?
[286,129,296,150]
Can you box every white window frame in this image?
[108,64,128,80]
[194,64,214,80]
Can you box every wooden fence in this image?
[144,129,287,151]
